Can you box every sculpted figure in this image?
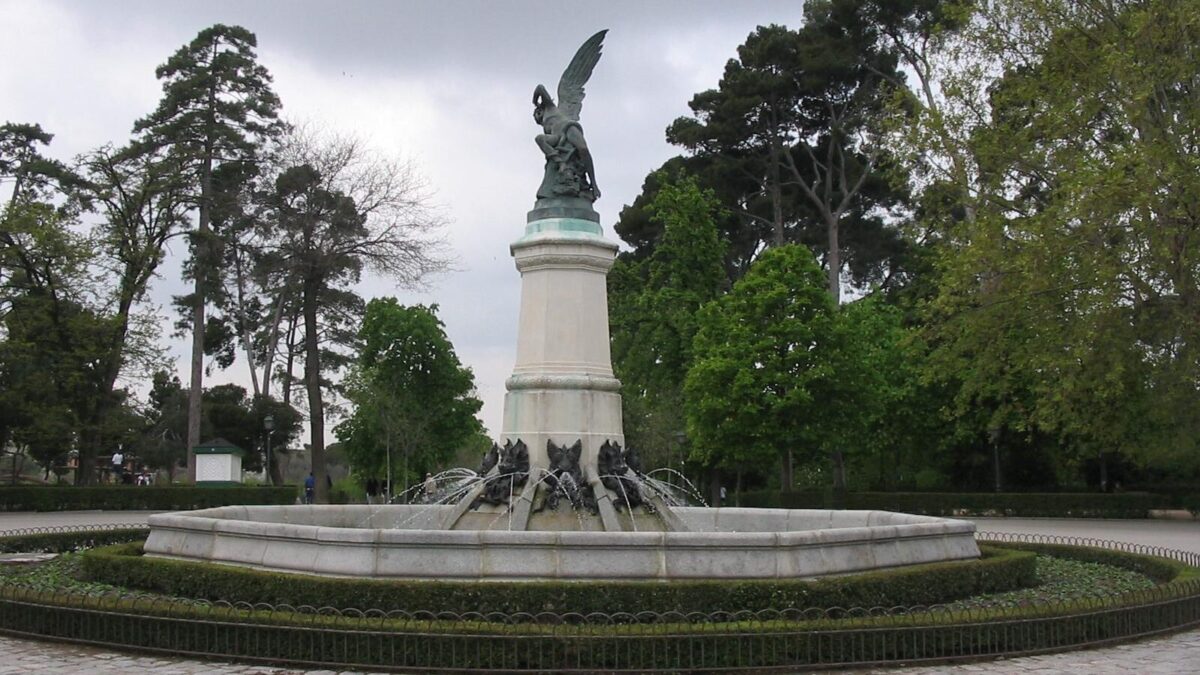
[597,439,645,512]
[532,30,606,202]
[478,442,501,476]
[475,439,530,508]
[539,439,596,513]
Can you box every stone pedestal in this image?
[500,217,624,474]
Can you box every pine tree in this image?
[132,25,283,480]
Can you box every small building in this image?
[194,438,246,485]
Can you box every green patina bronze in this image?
[530,30,607,221]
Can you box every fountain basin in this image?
[144,506,979,581]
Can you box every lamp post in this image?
[263,414,275,485]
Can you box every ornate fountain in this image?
[144,30,979,580]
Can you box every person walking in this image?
[365,477,379,505]
[304,472,315,504]
[110,448,125,483]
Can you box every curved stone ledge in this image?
[505,373,623,392]
[144,506,980,581]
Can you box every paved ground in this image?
[0,510,160,530]
[0,512,1197,673]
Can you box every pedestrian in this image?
[719,485,727,507]
[365,477,379,505]
[111,448,124,483]
[423,472,437,502]
[304,472,315,504]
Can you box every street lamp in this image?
[263,414,275,485]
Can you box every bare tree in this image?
[250,127,449,497]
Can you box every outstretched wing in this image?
[557,29,607,122]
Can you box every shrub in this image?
[0,528,149,553]
[0,485,297,512]
[80,543,1035,614]
[739,490,1176,518]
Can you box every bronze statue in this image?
[533,30,606,204]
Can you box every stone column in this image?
[500,216,624,474]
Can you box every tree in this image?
[923,0,1200,483]
[609,173,726,469]
[132,24,284,481]
[260,142,447,501]
[0,122,73,205]
[138,370,188,481]
[668,3,910,304]
[335,299,481,497]
[685,245,837,499]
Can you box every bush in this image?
[80,543,1035,614]
[0,486,297,512]
[0,528,149,553]
[739,490,1176,518]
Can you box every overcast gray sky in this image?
[0,0,805,438]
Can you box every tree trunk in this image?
[734,469,742,507]
[232,249,260,396]
[784,448,794,491]
[260,285,291,401]
[768,137,785,246]
[187,147,214,482]
[302,281,326,503]
[831,450,846,491]
[282,311,299,406]
[827,215,841,305]
[1098,451,1109,493]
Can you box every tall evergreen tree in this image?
[132,24,283,480]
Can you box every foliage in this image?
[664,2,912,303]
[738,490,1182,519]
[79,542,1034,615]
[609,173,726,468]
[0,530,148,555]
[132,23,285,477]
[913,0,1200,483]
[336,299,481,490]
[946,554,1156,610]
[684,245,836,477]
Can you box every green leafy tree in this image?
[335,299,482,497]
[923,0,1200,484]
[685,245,837,498]
[610,173,726,469]
[132,24,284,480]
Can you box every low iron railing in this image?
[0,527,1196,671]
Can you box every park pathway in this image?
[0,512,1196,673]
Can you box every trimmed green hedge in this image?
[0,486,297,512]
[0,528,149,554]
[987,541,1195,584]
[739,490,1180,518]
[81,543,1036,614]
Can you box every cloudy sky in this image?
[0,0,804,437]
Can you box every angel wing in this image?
[557,29,608,122]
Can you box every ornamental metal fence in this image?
[0,526,1197,672]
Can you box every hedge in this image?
[738,490,1186,518]
[0,486,297,512]
[80,543,1036,614]
[0,528,149,554]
